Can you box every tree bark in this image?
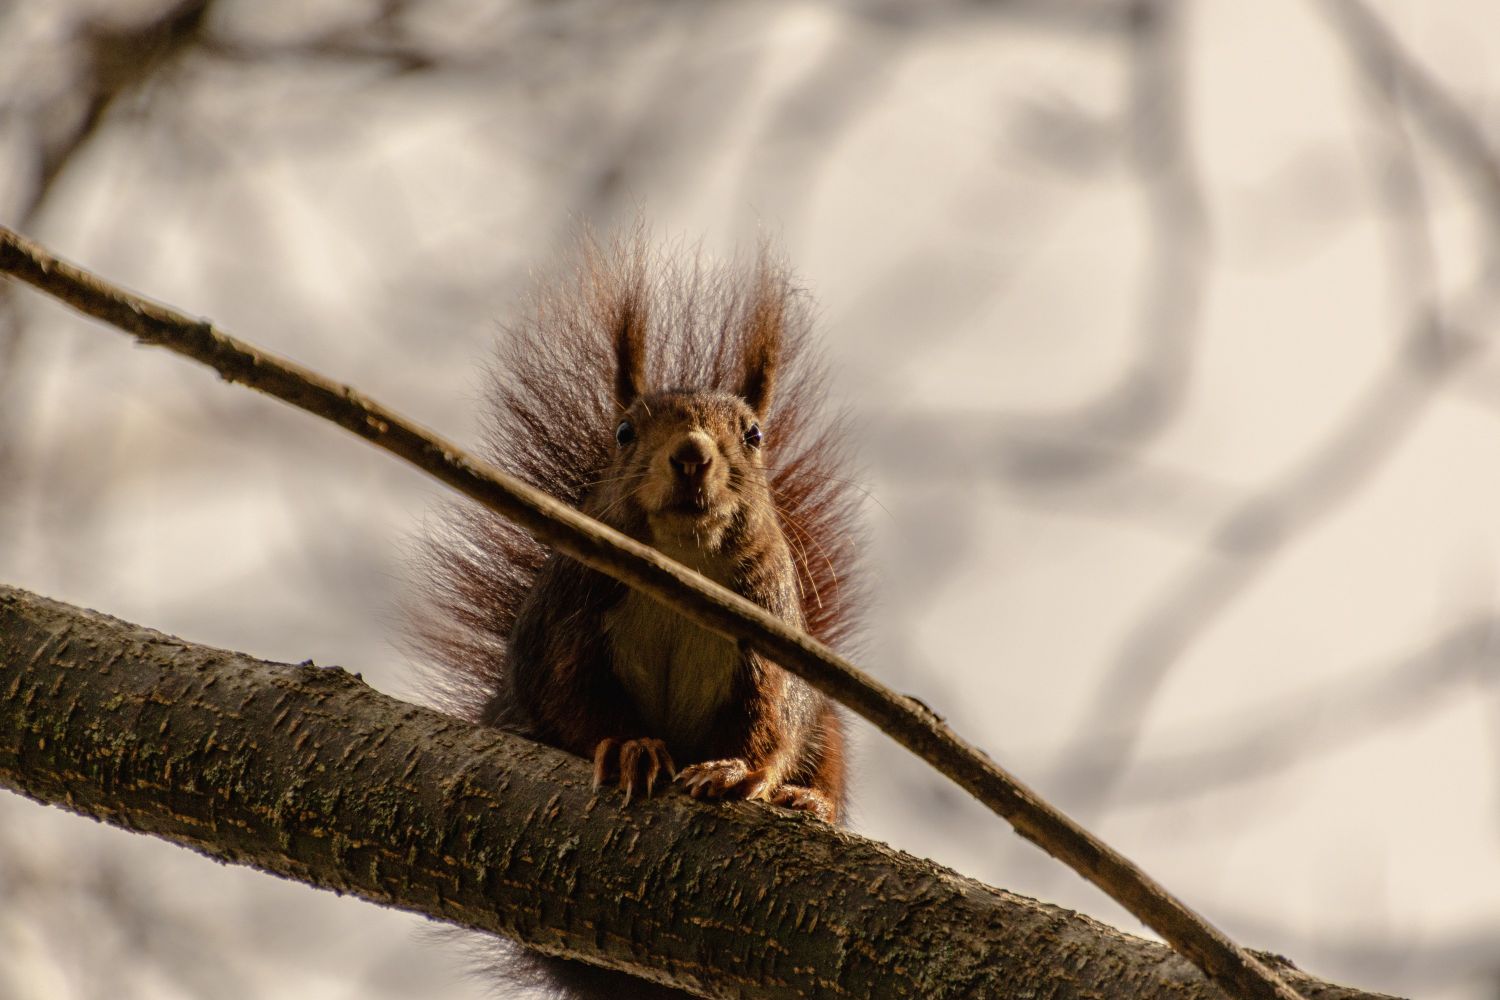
[0,584,1397,1000]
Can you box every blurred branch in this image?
[0,222,1307,1000]
[1000,0,1210,480]
[870,408,1239,539]
[202,34,441,75]
[1053,306,1480,804]
[1052,0,1500,818]
[735,17,902,238]
[566,5,753,229]
[0,584,1401,1000]
[856,0,1142,34]
[1346,6,1438,308]
[0,0,211,483]
[1318,0,1500,266]
[1065,616,1500,807]
[34,0,212,205]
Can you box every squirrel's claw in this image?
[592,737,675,805]
[675,765,832,820]
[592,738,618,790]
[676,758,769,802]
[768,784,836,822]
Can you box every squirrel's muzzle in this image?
[668,432,715,484]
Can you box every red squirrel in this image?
[412,237,862,996]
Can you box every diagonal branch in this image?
[1318,0,1500,256]
[0,584,1400,1000]
[0,224,1302,1000]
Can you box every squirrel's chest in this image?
[605,590,740,751]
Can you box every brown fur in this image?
[408,234,864,997]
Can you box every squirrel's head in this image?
[592,297,781,556]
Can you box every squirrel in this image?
[410,236,863,998]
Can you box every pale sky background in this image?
[3,1,1499,998]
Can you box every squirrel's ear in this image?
[739,284,783,418]
[613,297,648,411]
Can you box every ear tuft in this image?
[739,269,785,418]
[601,242,650,411]
[613,297,648,410]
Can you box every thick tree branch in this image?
[0,224,1300,1000]
[0,585,1396,1000]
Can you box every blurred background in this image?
[2,0,1498,997]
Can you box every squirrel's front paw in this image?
[768,784,836,822]
[593,737,676,805]
[676,758,769,801]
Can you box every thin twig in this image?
[0,224,1304,1000]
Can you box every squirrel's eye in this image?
[743,422,762,449]
[615,420,635,447]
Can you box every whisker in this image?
[763,463,894,523]
[575,470,652,491]
[568,478,650,531]
[764,484,846,615]
[593,482,647,524]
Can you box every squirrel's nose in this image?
[669,433,715,480]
